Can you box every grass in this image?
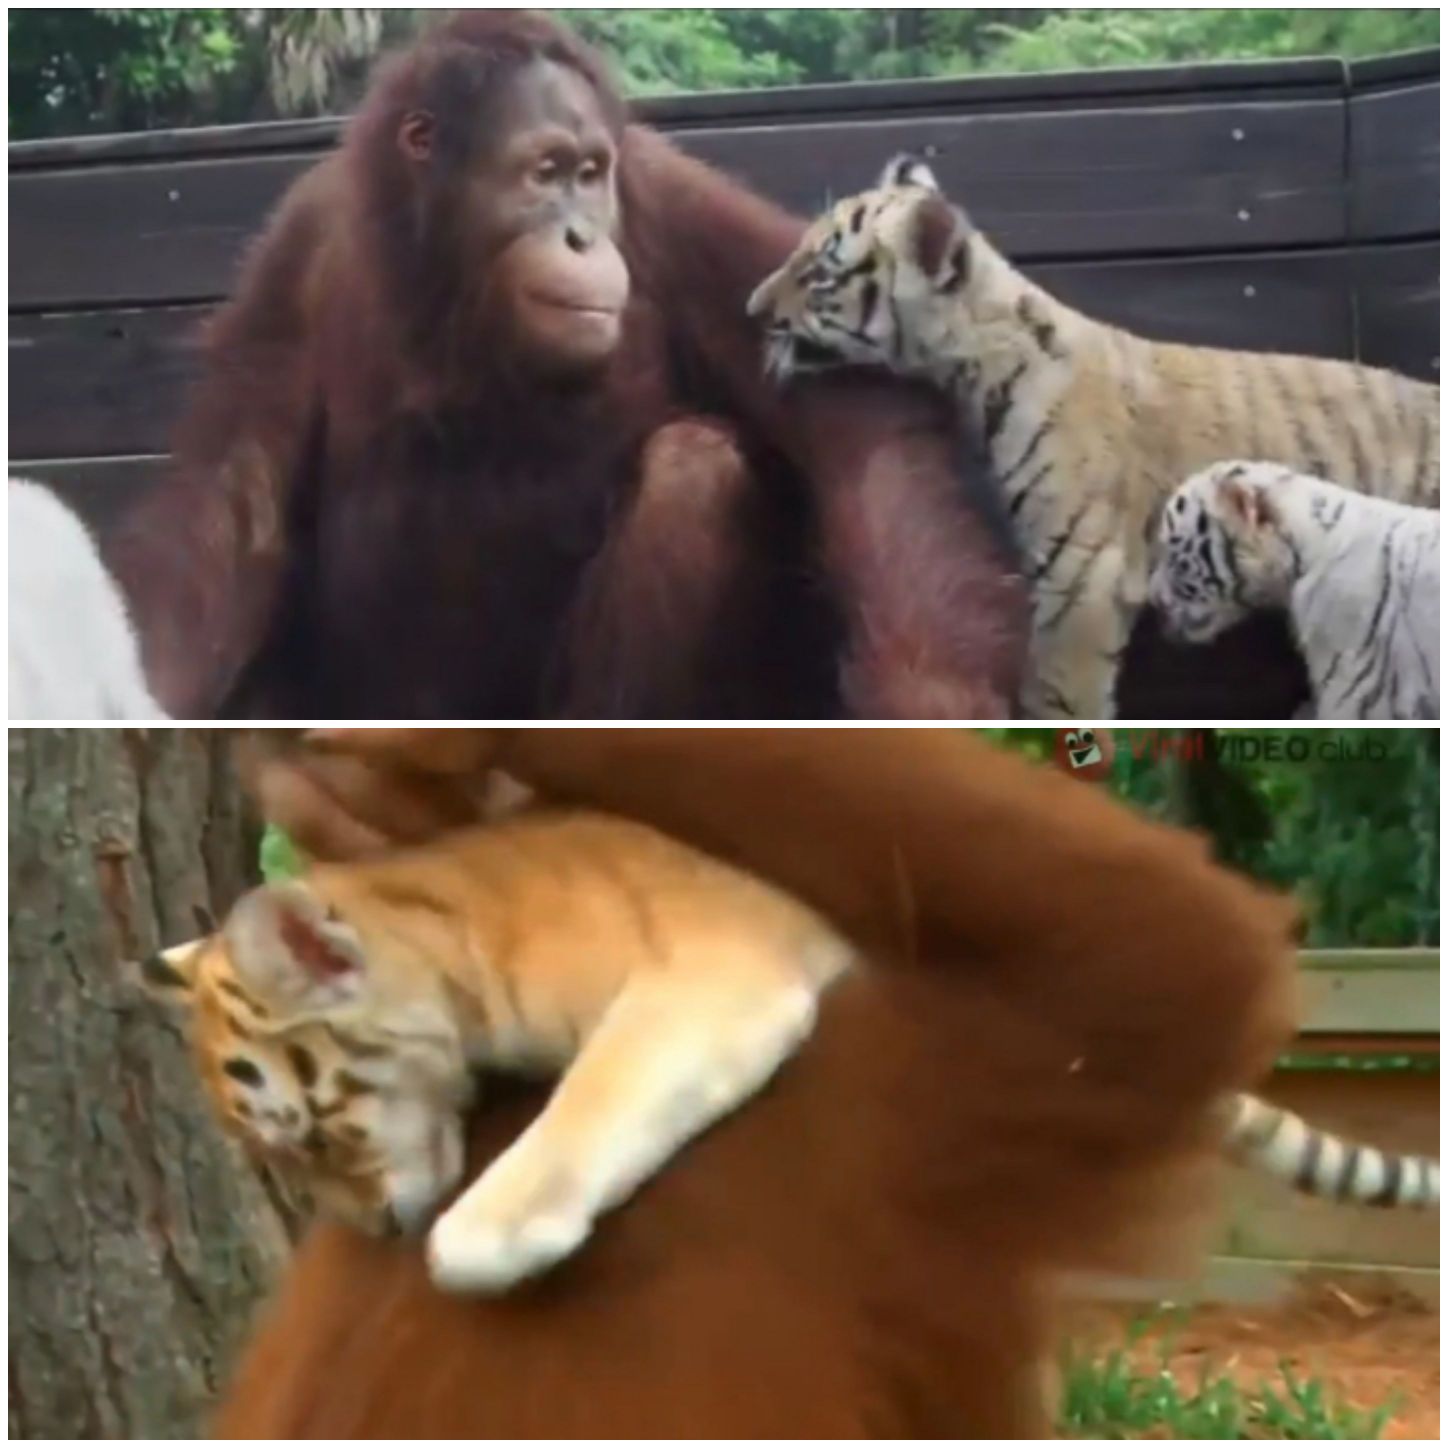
[1057,1313,1400,1439]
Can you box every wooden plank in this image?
[9,152,314,309]
[1281,1035,1438,1063]
[10,97,1348,310]
[1298,968,1441,1036]
[8,119,343,171]
[648,60,1346,127]
[680,98,1348,260]
[12,457,165,535]
[1037,248,1354,358]
[9,305,207,458]
[1072,1259,1439,1308]
[1348,81,1439,242]
[7,248,1365,462]
[1355,241,1439,382]
[1073,1061,1443,1308]
[1349,47,1442,90]
[8,53,1350,170]
[1218,1070,1440,1271]
[1300,948,1440,974]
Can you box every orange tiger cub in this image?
[136,808,854,1294]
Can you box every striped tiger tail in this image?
[1224,1091,1439,1208]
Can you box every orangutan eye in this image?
[534,157,563,185]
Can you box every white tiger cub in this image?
[1150,461,1439,720]
[9,479,164,721]
[747,157,1440,718]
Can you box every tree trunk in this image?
[8,729,289,1439]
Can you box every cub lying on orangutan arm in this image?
[140,780,854,1294]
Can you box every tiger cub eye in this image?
[223,1057,264,1089]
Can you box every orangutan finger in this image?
[249,756,401,863]
[303,729,501,777]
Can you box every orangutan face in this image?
[398,55,628,376]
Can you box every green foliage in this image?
[10,9,1437,137]
[1114,729,1440,947]
[8,8,415,138]
[253,727,1433,955]
[567,8,1440,93]
[1215,730,1439,948]
[1058,1314,1399,1438]
[258,823,304,884]
[1276,1050,1437,1074]
[9,9,251,137]
[984,729,1439,949]
[978,9,1438,76]
[980,726,1057,763]
[560,10,801,94]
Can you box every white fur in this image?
[1151,462,1440,720]
[8,479,163,720]
[1290,485,1440,720]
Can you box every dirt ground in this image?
[1067,1279,1439,1439]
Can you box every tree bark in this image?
[8,729,288,1439]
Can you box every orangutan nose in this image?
[565,225,591,254]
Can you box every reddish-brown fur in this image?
[556,417,772,718]
[217,728,1298,1436]
[107,11,1023,721]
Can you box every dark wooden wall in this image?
[10,49,1439,539]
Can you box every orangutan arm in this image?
[772,382,1027,719]
[554,418,769,719]
[621,127,1026,718]
[105,165,341,717]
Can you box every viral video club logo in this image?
[1054,728,1114,781]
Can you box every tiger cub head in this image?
[1149,461,1302,642]
[748,154,975,382]
[133,877,473,1236]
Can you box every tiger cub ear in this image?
[905,193,973,293]
[1217,468,1280,531]
[223,881,367,1018]
[476,768,537,822]
[127,938,207,1009]
[879,153,940,192]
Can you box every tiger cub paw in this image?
[426,1167,591,1295]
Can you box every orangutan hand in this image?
[304,728,503,776]
[239,730,502,864]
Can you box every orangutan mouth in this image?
[527,293,622,319]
